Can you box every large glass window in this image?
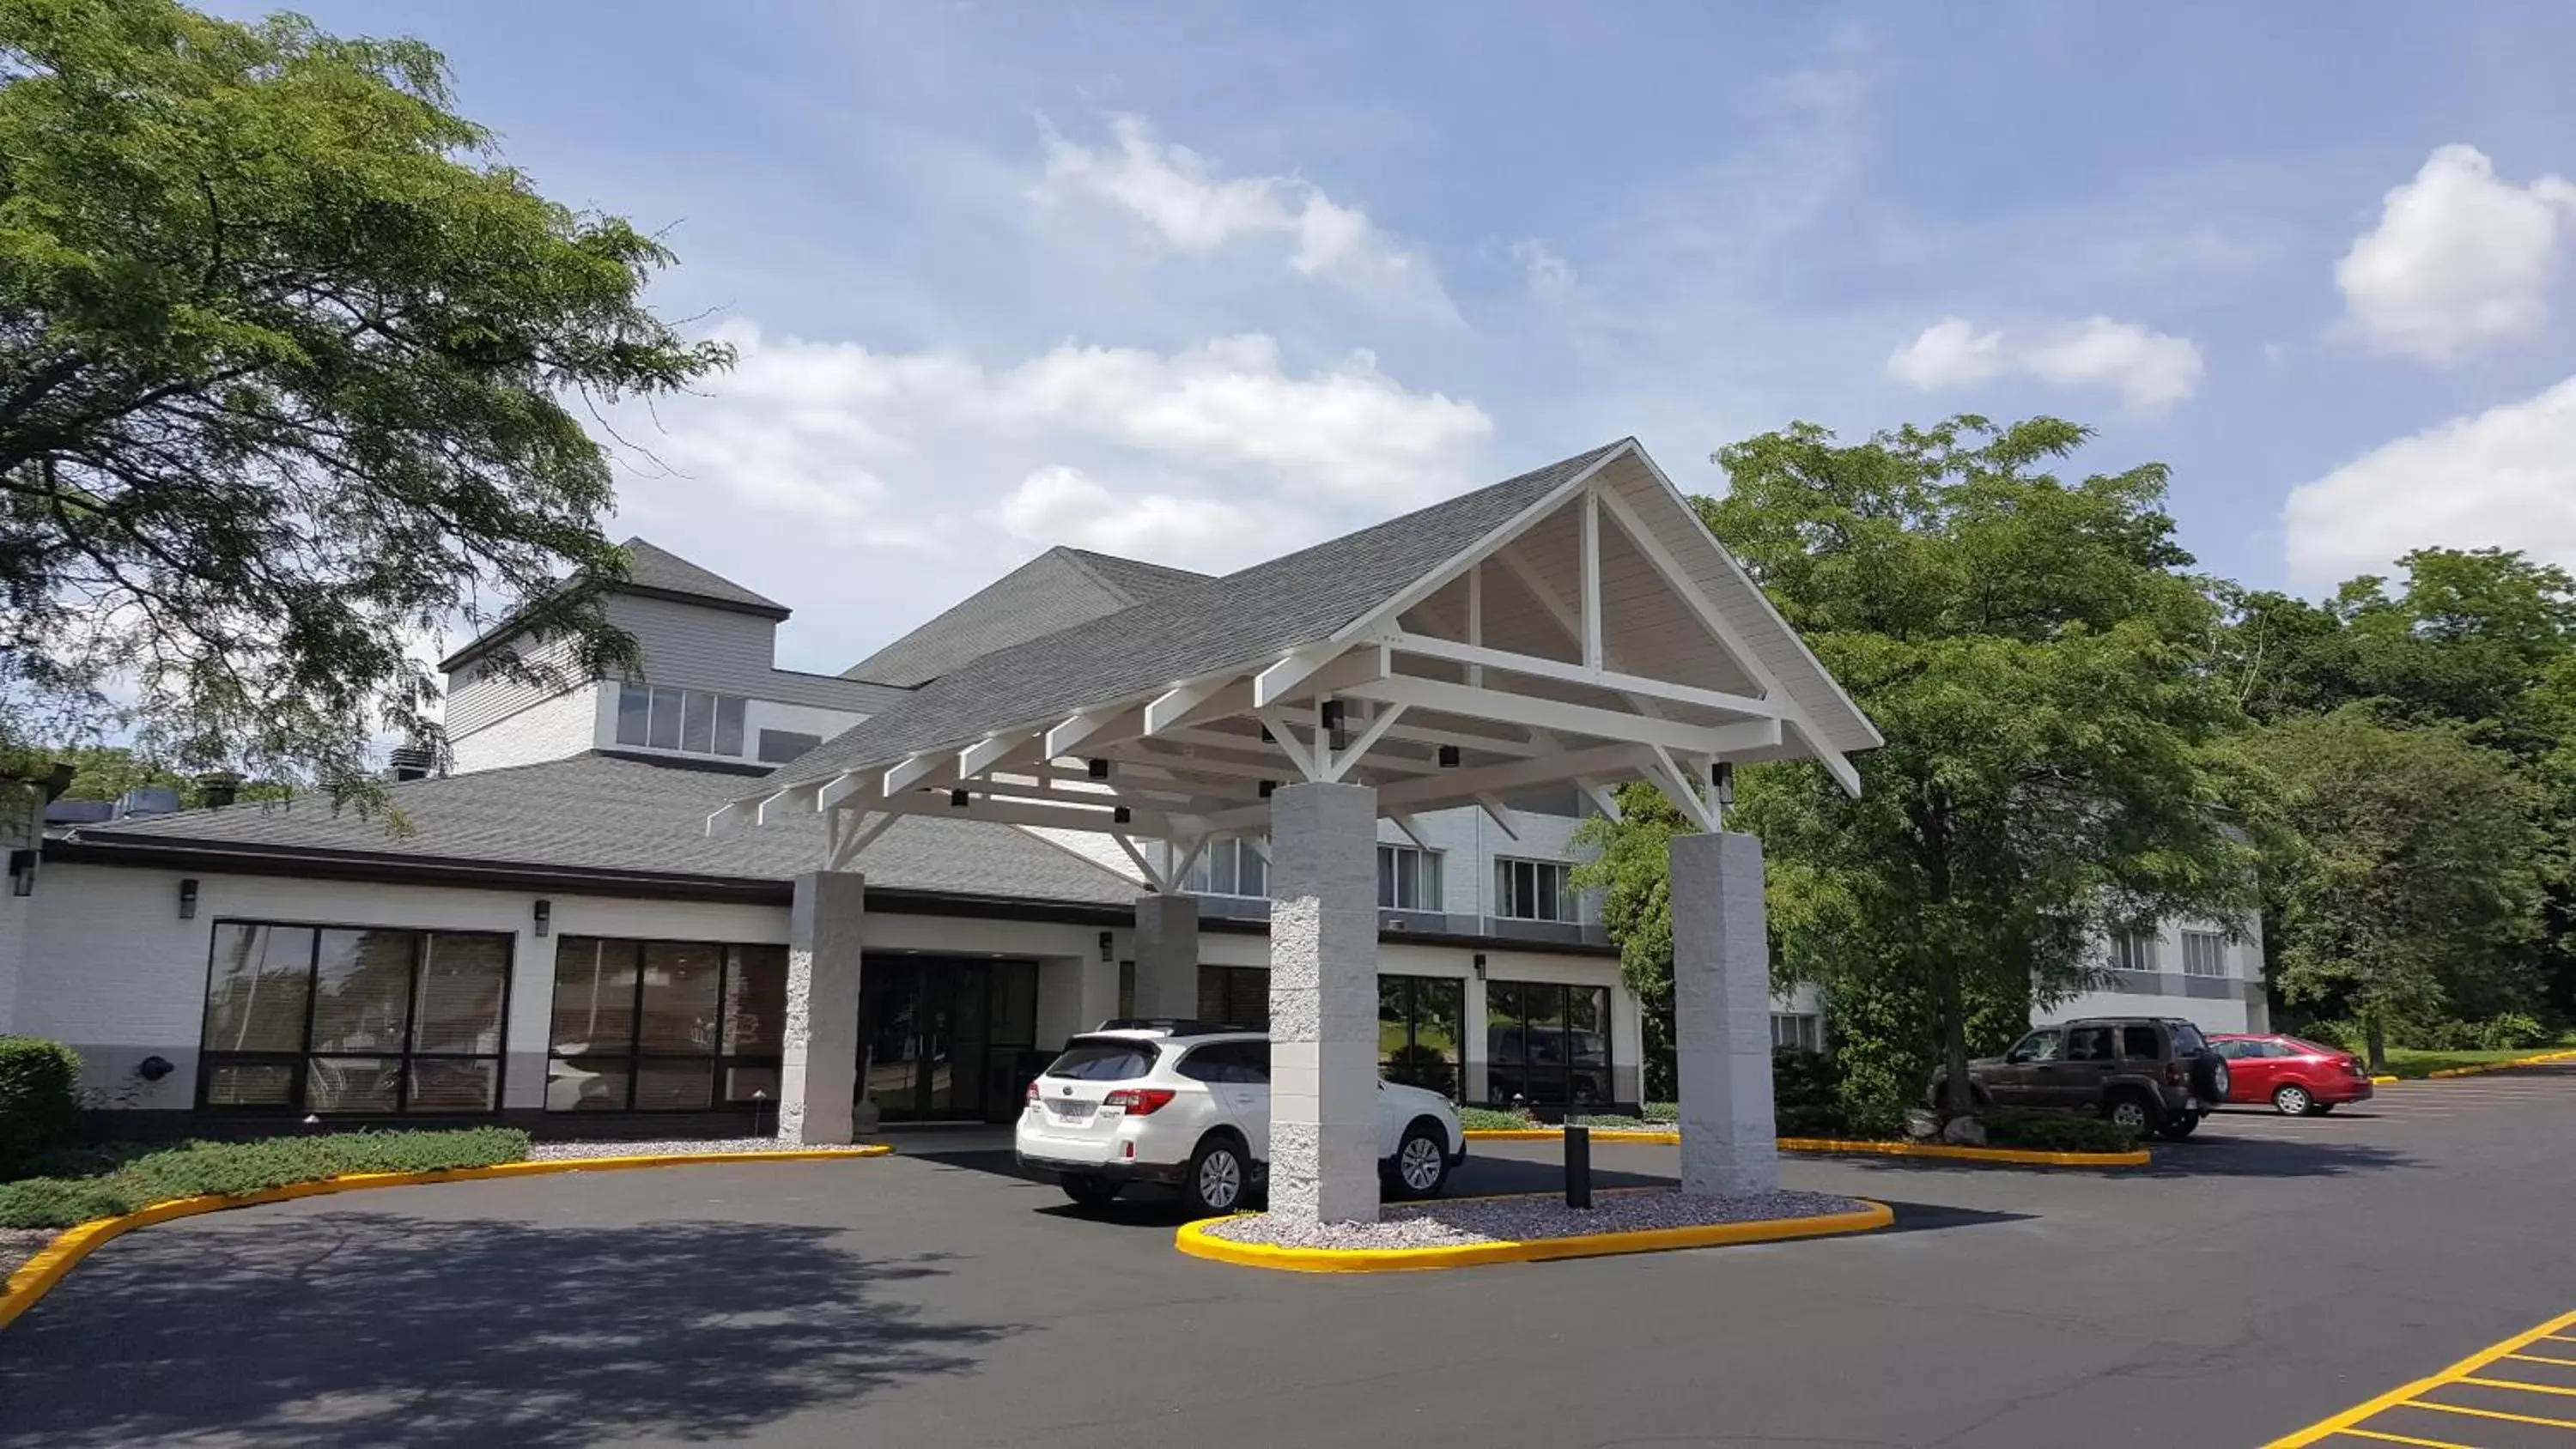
[198,922,510,1113]
[1494,858,1573,922]
[2180,930,2226,978]
[1378,974,1464,1100]
[1185,838,1268,898]
[614,683,750,759]
[1485,980,1613,1106]
[1378,846,1443,911]
[1771,1012,1824,1052]
[1197,966,1269,1029]
[2111,929,2159,973]
[546,936,786,1112]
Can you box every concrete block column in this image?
[1266,782,1381,1226]
[1132,893,1200,1021]
[1671,831,1779,1196]
[781,870,866,1144]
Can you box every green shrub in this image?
[0,1036,82,1174]
[2475,1012,2550,1051]
[2293,1019,2363,1054]
[1771,1046,1847,1137]
[1981,1108,2142,1155]
[0,1127,529,1229]
[1459,1106,1530,1131]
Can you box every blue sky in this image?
[228,2,2576,675]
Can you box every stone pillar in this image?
[1133,893,1200,1021]
[1671,831,1779,1196]
[1267,782,1381,1226]
[781,870,866,1144]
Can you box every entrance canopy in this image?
[710,439,1880,879]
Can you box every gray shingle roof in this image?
[71,753,1139,906]
[841,547,1210,688]
[768,440,1631,792]
[616,538,790,618]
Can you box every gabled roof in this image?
[66,753,1138,906]
[438,538,787,674]
[769,441,1631,791]
[842,546,1210,688]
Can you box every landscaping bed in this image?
[1200,1187,1871,1252]
[0,1127,535,1233]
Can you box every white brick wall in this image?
[449,684,608,774]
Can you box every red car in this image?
[2208,1034,2375,1115]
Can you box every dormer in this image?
[440,539,908,775]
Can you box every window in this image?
[2120,1024,2163,1060]
[1485,980,1613,1106]
[1197,966,1269,1030]
[2111,929,2159,973]
[1378,846,1443,912]
[2210,1039,2250,1060]
[2008,1029,2064,1064]
[757,729,823,764]
[545,936,785,1112]
[1379,975,1465,1100]
[2067,1026,2114,1062]
[2180,930,2227,978]
[1178,1040,1269,1085]
[1185,838,1268,898]
[1770,1013,1824,1052]
[1044,1039,1160,1082]
[614,683,748,758]
[198,922,510,1113]
[1494,858,1573,922]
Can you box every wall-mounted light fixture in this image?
[1097,931,1115,962]
[533,898,552,938]
[950,788,971,808]
[1473,952,1487,980]
[136,1055,174,1082]
[1319,698,1349,751]
[1437,744,1461,768]
[1259,779,1277,798]
[1112,806,1132,825]
[178,877,199,919]
[1087,758,1111,781]
[1711,761,1737,807]
[6,848,33,898]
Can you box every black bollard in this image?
[1565,1125,1592,1209]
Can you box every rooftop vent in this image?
[387,744,435,783]
[113,786,181,819]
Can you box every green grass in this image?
[2375,1046,2570,1080]
[0,1127,531,1229]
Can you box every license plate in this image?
[1051,1100,1095,1121]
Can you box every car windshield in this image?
[2166,1022,2208,1054]
[1044,1038,1160,1082]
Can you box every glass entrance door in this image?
[858,958,1039,1124]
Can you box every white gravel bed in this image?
[1202,1188,1869,1252]
[3,1226,58,1278]
[526,1137,868,1161]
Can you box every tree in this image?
[0,0,729,805]
[1579,416,2261,1128]
[2243,707,2545,1066]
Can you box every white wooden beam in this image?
[1381,632,1777,719]
[704,798,754,837]
[1576,777,1624,822]
[755,781,823,827]
[1491,540,1667,720]
[883,749,946,796]
[1045,705,1135,761]
[1145,677,1228,736]
[1582,483,1604,670]
[1331,446,1627,645]
[1337,674,1776,758]
[1475,792,1522,840]
[1109,832,1167,893]
[1254,644,1348,708]
[816,770,876,812]
[1389,811,1435,851]
[884,789,1170,835]
[1322,703,1408,784]
[1254,707,1322,781]
[829,809,902,870]
[959,729,1036,780]
[1466,561,1484,688]
[1192,742,1655,835]
[1647,743,1718,833]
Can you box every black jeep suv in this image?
[1932,1016,2232,1141]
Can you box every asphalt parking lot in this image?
[3,1067,2572,1449]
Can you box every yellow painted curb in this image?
[1174,1198,1895,1273]
[2420,1047,2576,1080]
[0,1145,891,1334]
[2369,1074,2399,1085]
[1461,1127,2146,1168]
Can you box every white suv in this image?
[1014,1021,1467,1215]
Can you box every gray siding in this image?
[610,596,908,713]
[443,632,582,737]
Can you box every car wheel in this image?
[1186,1135,1250,1217]
[2272,1084,2312,1117]
[2105,1092,2158,1137]
[1384,1119,1451,1202]
[2154,1111,2201,1141]
[1059,1174,1120,1208]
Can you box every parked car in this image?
[2209,1033,2374,1115]
[1931,1016,2232,1140]
[1014,1021,1467,1215]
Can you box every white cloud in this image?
[627,319,1492,574]
[2335,144,2576,365]
[1038,114,1454,319]
[2283,374,2576,585]
[1885,317,2004,391]
[1885,315,2202,415]
[1510,239,1577,301]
